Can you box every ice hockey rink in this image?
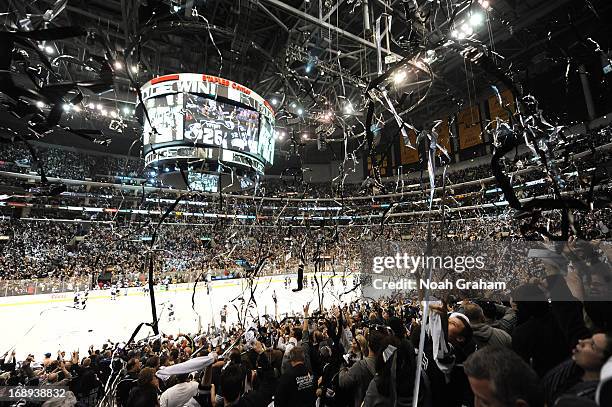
[0,272,359,360]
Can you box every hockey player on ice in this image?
[168,303,175,322]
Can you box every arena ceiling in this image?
[1,0,611,164]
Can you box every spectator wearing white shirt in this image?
[159,374,199,407]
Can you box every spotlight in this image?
[291,102,297,108]
[451,30,459,38]
[305,65,312,73]
[96,104,103,111]
[113,61,123,70]
[44,45,55,55]
[130,65,138,74]
[479,0,490,9]
[393,70,407,84]
[297,108,304,115]
[302,133,309,140]
[88,103,95,109]
[36,101,45,108]
[463,25,474,36]
[101,110,108,116]
[470,12,484,27]
[122,106,131,115]
[271,98,278,106]
[110,110,118,118]
[344,102,354,114]
[62,104,71,112]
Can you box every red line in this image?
[150,74,180,85]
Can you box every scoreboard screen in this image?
[184,94,260,154]
[139,73,276,171]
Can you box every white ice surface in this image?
[0,273,358,361]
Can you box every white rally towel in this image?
[596,356,612,405]
[425,302,448,363]
[156,354,217,381]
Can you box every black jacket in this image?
[512,311,571,378]
[116,371,139,407]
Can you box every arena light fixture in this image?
[96,104,103,111]
[122,106,131,114]
[110,110,118,118]
[271,98,278,106]
[393,70,407,84]
[470,12,484,27]
[62,103,71,112]
[101,109,108,116]
[344,102,354,115]
[297,108,304,115]
[113,61,123,70]
[44,45,55,55]
[130,65,138,74]
[36,101,45,108]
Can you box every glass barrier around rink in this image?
[0,261,334,297]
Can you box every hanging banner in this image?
[399,129,419,164]
[488,89,515,123]
[436,119,452,157]
[458,105,482,150]
[368,153,390,177]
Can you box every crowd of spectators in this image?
[0,142,144,181]
[1,238,611,407]
[0,204,610,292]
[1,125,610,201]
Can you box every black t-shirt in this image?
[127,384,159,407]
[275,363,316,407]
